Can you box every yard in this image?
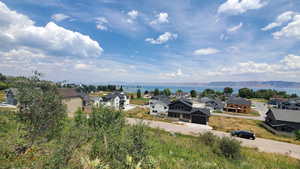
[125,107,174,123]
[222,109,260,117]
[209,116,300,145]
[0,90,5,102]
[129,98,150,105]
[89,91,111,97]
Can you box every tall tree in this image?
[119,85,123,92]
[190,90,197,98]
[238,88,254,98]
[154,88,160,96]
[163,88,171,96]
[224,87,233,94]
[137,89,142,98]
[16,72,66,146]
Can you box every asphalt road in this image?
[127,118,300,160]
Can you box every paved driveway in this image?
[127,118,300,160]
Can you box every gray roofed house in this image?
[227,97,251,105]
[5,88,18,105]
[278,98,300,110]
[57,88,84,117]
[168,99,210,125]
[149,95,171,116]
[101,92,130,109]
[265,108,300,132]
[200,97,224,110]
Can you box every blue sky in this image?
[1,0,300,83]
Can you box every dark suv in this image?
[231,130,256,140]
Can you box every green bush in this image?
[295,130,300,140]
[218,137,241,159]
[199,132,219,146]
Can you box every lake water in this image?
[123,85,300,95]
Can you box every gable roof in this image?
[269,108,300,123]
[151,95,170,105]
[103,92,127,101]
[227,97,251,106]
[6,88,18,96]
[170,99,193,108]
[57,88,82,99]
[191,108,210,116]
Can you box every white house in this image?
[149,96,170,116]
[100,92,129,109]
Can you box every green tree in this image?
[137,89,142,98]
[223,87,233,95]
[119,85,123,92]
[0,73,6,81]
[154,88,160,96]
[238,88,254,98]
[190,90,197,98]
[15,72,66,146]
[290,93,298,98]
[144,90,149,95]
[202,89,215,97]
[163,88,171,96]
[0,81,8,90]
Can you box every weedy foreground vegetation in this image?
[0,73,300,169]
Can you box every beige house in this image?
[58,88,83,117]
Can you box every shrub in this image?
[199,132,219,146]
[295,130,300,140]
[15,72,66,146]
[218,137,241,159]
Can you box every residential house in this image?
[5,88,18,105]
[224,97,251,113]
[57,88,84,117]
[101,92,130,109]
[265,108,300,132]
[278,98,300,110]
[168,99,210,125]
[268,97,288,107]
[149,95,170,116]
[199,97,224,111]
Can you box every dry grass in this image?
[250,98,268,103]
[223,109,260,117]
[129,98,149,105]
[209,116,300,145]
[0,90,5,102]
[125,107,174,123]
[89,91,111,97]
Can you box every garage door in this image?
[191,114,206,124]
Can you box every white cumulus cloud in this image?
[145,32,177,44]
[150,12,169,25]
[0,1,103,58]
[218,0,266,15]
[96,17,109,30]
[160,68,184,78]
[193,48,220,55]
[127,10,138,19]
[51,13,70,22]
[262,11,297,31]
[272,15,300,40]
[281,54,300,69]
[227,22,243,32]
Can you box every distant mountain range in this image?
[206,81,300,88]
[90,81,300,88]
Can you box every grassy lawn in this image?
[209,116,300,145]
[129,97,149,105]
[125,107,174,123]
[0,90,5,102]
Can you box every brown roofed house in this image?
[57,88,83,117]
[224,97,251,113]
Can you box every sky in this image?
[1,0,300,83]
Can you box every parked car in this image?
[231,130,256,140]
